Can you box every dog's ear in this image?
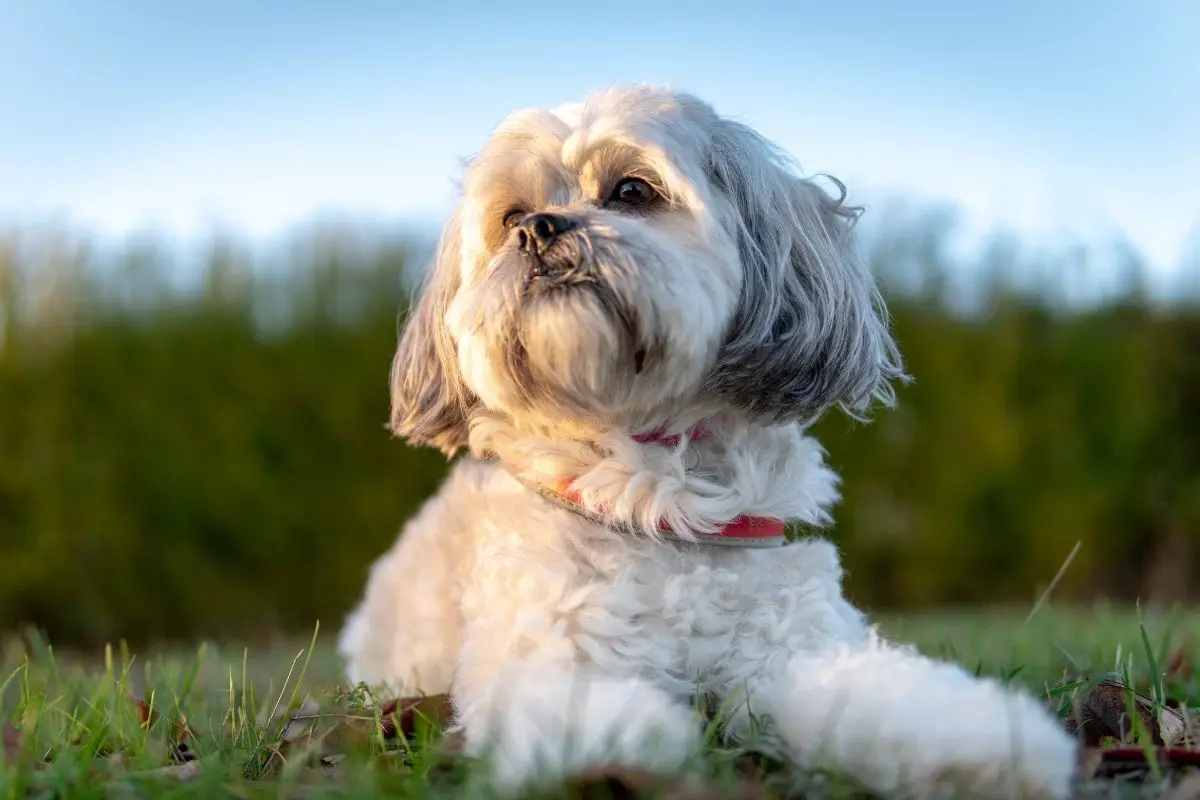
[389,211,476,455]
[705,118,907,423]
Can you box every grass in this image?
[2,605,1198,799]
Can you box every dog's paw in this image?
[908,696,1078,800]
[460,667,700,794]
[763,643,1077,798]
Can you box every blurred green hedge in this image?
[1,219,1197,645]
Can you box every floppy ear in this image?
[705,119,907,423]
[389,211,476,455]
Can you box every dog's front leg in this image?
[451,637,701,793]
[735,634,1078,799]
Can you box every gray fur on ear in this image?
[389,213,475,455]
[705,118,908,424]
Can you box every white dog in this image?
[339,85,1078,798]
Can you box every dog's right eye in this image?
[502,210,525,230]
[608,178,658,208]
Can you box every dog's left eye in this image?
[608,178,658,207]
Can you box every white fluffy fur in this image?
[339,86,1079,797]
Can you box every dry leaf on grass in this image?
[266,692,453,746]
[376,694,453,739]
[131,695,196,763]
[1065,678,1200,749]
[1161,705,1200,749]
[251,693,459,780]
[1066,679,1166,746]
[1066,678,1200,782]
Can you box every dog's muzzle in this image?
[516,213,589,289]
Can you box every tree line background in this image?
[1,208,1198,646]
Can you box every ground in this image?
[2,605,1198,799]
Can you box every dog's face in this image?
[391,86,905,454]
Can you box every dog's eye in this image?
[608,178,658,207]
[502,209,526,230]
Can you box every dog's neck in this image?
[467,411,841,540]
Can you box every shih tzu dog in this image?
[339,85,1077,797]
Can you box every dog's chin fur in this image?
[340,85,1078,798]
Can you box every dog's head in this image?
[391,86,906,454]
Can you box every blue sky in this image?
[2,0,1197,279]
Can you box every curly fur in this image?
[339,85,1078,798]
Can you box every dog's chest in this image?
[571,539,863,690]
[462,489,864,693]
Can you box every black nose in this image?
[516,213,573,254]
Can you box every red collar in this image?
[510,423,790,548]
[632,422,714,446]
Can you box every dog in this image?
[338,85,1078,798]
